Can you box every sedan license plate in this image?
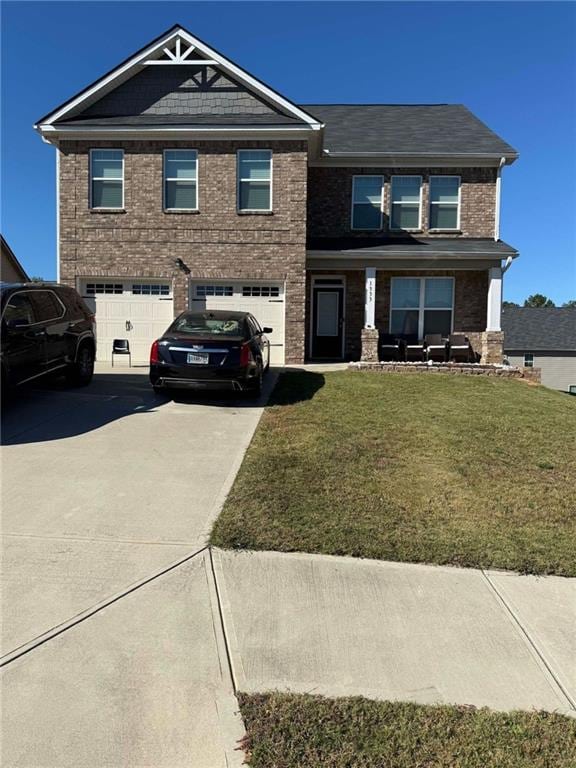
[187,352,209,365]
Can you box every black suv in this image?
[1,282,96,391]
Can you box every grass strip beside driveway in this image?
[238,692,576,768]
[211,371,576,575]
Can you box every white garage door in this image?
[81,279,174,363]
[190,281,285,365]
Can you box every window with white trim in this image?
[429,176,460,230]
[90,150,123,209]
[523,352,534,368]
[390,176,422,230]
[351,176,383,230]
[85,283,123,295]
[242,285,280,297]
[164,150,198,210]
[390,277,454,338]
[238,150,272,211]
[195,285,234,298]
[132,284,170,296]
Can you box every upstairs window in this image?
[238,150,272,211]
[390,176,422,230]
[90,150,123,209]
[429,176,460,229]
[351,176,383,230]
[390,277,454,338]
[164,150,198,210]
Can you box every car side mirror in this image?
[262,326,273,334]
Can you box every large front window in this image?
[164,150,198,210]
[237,150,272,211]
[90,149,123,209]
[390,176,422,230]
[429,176,460,229]
[351,176,383,230]
[390,277,454,338]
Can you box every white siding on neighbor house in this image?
[506,351,576,392]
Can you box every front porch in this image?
[305,238,517,365]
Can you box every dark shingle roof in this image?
[502,307,576,351]
[300,104,518,157]
[307,237,517,258]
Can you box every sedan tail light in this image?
[150,340,160,364]
[239,342,253,367]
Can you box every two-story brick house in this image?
[35,24,518,364]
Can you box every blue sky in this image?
[1,1,575,303]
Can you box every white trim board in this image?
[35,26,323,131]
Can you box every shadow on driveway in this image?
[1,368,325,446]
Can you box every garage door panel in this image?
[81,280,173,363]
[190,281,285,365]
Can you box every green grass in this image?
[211,371,576,575]
[238,692,576,768]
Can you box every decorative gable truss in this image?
[35,25,323,142]
[144,35,217,66]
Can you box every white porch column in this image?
[487,266,502,331]
[364,267,376,328]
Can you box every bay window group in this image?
[351,175,461,232]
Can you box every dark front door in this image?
[311,285,344,359]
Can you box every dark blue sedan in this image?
[149,310,271,395]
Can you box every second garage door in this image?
[190,281,285,365]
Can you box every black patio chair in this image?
[425,334,448,363]
[112,339,131,367]
[447,334,471,363]
[403,335,426,362]
[379,334,404,361]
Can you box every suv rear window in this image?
[30,291,65,322]
[170,314,245,337]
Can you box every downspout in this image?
[56,147,60,283]
[494,156,506,241]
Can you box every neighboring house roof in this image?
[301,104,518,159]
[502,307,576,352]
[307,237,518,258]
[0,235,29,282]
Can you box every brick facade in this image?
[59,139,308,363]
[307,269,488,361]
[307,166,497,239]
[59,141,498,365]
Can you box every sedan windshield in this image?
[170,314,244,336]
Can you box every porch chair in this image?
[403,335,426,362]
[112,339,131,367]
[447,335,471,363]
[425,334,447,363]
[379,334,404,362]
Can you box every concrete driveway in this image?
[1,365,272,767]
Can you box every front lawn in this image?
[238,692,576,768]
[211,371,576,575]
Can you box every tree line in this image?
[503,294,576,308]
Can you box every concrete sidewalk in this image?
[2,550,245,768]
[213,549,576,716]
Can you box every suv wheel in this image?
[66,344,95,387]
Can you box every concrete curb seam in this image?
[0,545,209,668]
[481,569,576,711]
